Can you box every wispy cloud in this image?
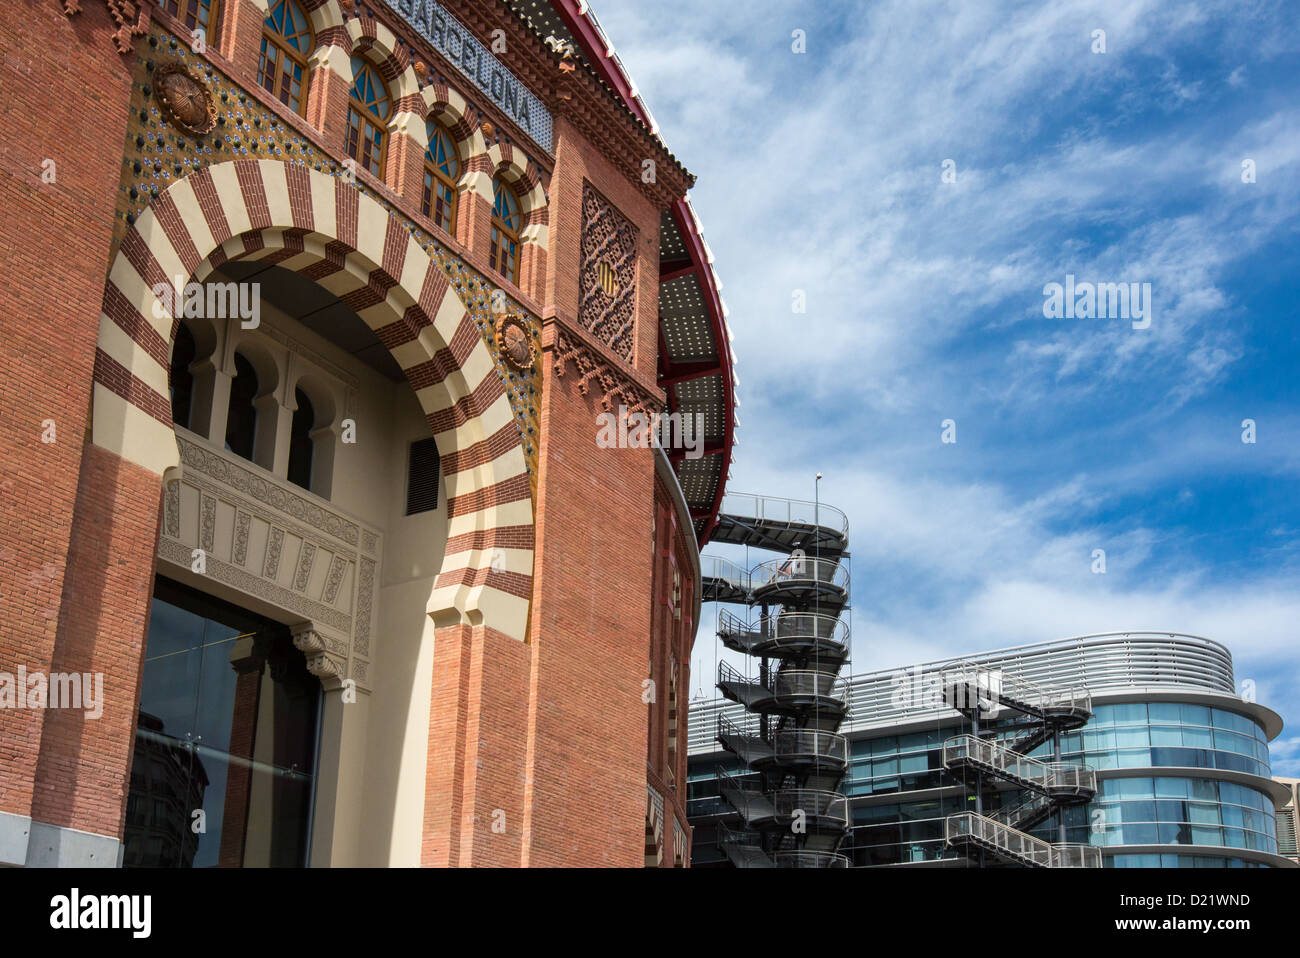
[595,0,1300,735]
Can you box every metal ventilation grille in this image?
[406,437,441,515]
[1278,806,1298,858]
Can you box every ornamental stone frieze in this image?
[160,432,379,691]
[546,311,663,421]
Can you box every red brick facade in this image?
[0,1,142,839]
[0,0,702,867]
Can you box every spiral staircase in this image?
[703,494,853,868]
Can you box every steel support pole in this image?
[1055,728,1067,845]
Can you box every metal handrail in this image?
[947,812,1102,867]
[717,607,754,636]
[771,788,849,826]
[990,792,1052,829]
[717,609,850,658]
[772,849,851,868]
[717,713,757,741]
[941,660,1091,716]
[946,811,1054,867]
[772,728,848,764]
[1051,844,1103,868]
[717,659,750,688]
[752,556,850,591]
[714,765,760,792]
[701,555,749,591]
[774,611,849,641]
[721,492,849,538]
[717,821,763,848]
[771,670,849,706]
[943,734,1096,793]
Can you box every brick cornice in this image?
[373,0,692,207]
[542,308,664,416]
[61,0,153,54]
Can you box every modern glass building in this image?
[688,632,1295,868]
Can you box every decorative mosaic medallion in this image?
[154,62,217,137]
[496,314,534,371]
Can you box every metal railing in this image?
[771,670,848,708]
[720,493,849,539]
[772,728,848,766]
[772,849,851,868]
[942,734,1096,796]
[717,821,763,849]
[701,555,750,591]
[752,556,850,592]
[989,792,1054,831]
[1052,844,1103,868]
[946,812,1053,867]
[771,789,849,829]
[717,659,750,689]
[940,662,1091,718]
[715,767,772,822]
[946,812,1102,868]
[717,609,850,659]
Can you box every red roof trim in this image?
[551,0,736,545]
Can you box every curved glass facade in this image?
[1053,703,1271,779]
[1031,776,1277,855]
[1112,853,1270,868]
[790,700,1279,867]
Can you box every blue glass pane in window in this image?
[1114,727,1151,748]
[1148,702,1182,723]
[1109,703,1149,725]
[1154,777,1190,798]
[1150,726,1183,747]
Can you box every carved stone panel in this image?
[579,182,638,361]
[160,434,380,691]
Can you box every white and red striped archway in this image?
[92,158,534,640]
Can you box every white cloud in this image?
[588,0,1300,739]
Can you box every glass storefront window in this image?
[123,578,319,868]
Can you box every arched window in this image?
[286,388,315,492]
[159,0,220,37]
[170,323,197,429]
[346,58,390,179]
[225,353,259,462]
[257,0,313,116]
[490,178,521,285]
[422,122,459,234]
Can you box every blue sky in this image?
[592,0,1300,769]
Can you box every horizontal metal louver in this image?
[406,437,440,515]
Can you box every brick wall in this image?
[521,112,664,866]
[0,1,139,827]
[2,0,692,868]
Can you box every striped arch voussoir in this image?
[251,0,339,11]
[345,16,421,111]
[92,158,533,640]
[486,143,547,237]
[421,83,487,160]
